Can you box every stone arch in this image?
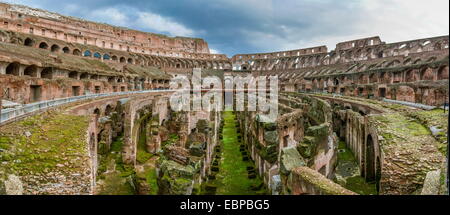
[420,67,433,80]
[24,65,38,77]
[127,58,134,64]
[103,54,111,60]
[84,50,92,57]
[112,55,118,61]
[405,70,415,82]
[24,37,35,47]
[69,71,78,79]
[62,47,70,54]
[51,44,60,52]
[93,108,101,118]
[120,57,126,63]
[93,52,102,59]
[80,73,89,80]
[437,66,449,80]
[41,67,53,79]
[5,62,20,76]
[73,49,81,56]
[105,105,113,116]
[39,42,49,49]
[333,78,339,86]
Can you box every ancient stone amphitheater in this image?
[0,3,448,195]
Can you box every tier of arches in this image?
[234,37,448,71]
[18,37,231,70]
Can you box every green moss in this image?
[0,112,89,176]
[212,111,266,195]
[337,141,355,162]
[146,168,159,195]
[345,176,377,195]
[96,172,136,195]
[136,120,154,164]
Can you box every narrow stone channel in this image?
[211,111,266,195]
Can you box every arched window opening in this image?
[93,108,101,117]
[69,71,78,79]
[103,54,111,60]
[437,66,448,80]
[6,62,20,76]
[105,105,112,116]
[73,49,81,56]
[51,44,60,52]
[39,42,49,49]
[62,47,70,53]
[93,52,101,59]
[24,65,38,77]
[84,50,92,57]
[41,67,53,79]
[80,73,89,80]
[24,38,34,47]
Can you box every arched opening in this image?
[80,73,89,80]
[366,134,376,182]
[6,62,20,76]
[24,65,38,77]
[120,57,126,63]
[369,73,377,83]
[103,54,110,60]
[112,55,118,61]
[437,66,449,80]
[24,38,35,47]
[333,78,339,86]
[69,71,78,79]
[377,51,383,58]
[378,88,386,98]
[84,50,92,57]
[105,105,112,116]
[39,42,49,49]
[51,44,60,52]
[93,108,101,118]
[41,67,53,79]
[73,49,81,56]
[93,52,101,59]
[127,58,133,64]
[420,68,433,80]
[405,70,414,82]
[62,47,70,53]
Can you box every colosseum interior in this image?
[0,3,448,195]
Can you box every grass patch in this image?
[212,111,266,195]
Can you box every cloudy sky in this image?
[3,0,449,56]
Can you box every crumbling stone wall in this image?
[235,93,338,194]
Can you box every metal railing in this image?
[0,89,173,125]
[382,98,436,110]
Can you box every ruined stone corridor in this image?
[207,111,266,195]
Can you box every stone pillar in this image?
[36,68,43,78]
[0,62,8,75]
[18,65,26,76]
